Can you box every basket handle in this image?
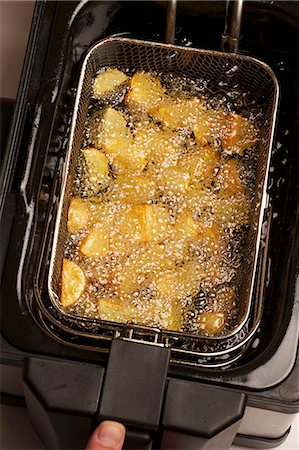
[221,0,244,53]
[165,0,244,53]
[165,0,177,44]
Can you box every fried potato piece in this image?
[117,204,171,243]
[93,69,128,98]
[155,166,191,195]
[193,109,226,145]
[93,108,147,172]
[221,113,258,155]
[101,107,132,147]
[80,225,110,257]
[178,146,220,185]
[212,195,250,230]
[217,159,244,197]
[155,262,202,301]
[67,198,91,233]
[134,125,182,168]
[126,72,166,111]
[82,147,109,191]
[88,107,132,156]
[196,311,225,335]
[61,259,85,307]
[174,209,199,239]
[150,97,206,130]
[147,296,184,331]
[109,173,156,205]
[98,297,138,323]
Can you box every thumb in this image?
[86,421,126,450]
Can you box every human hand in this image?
[86,421,126,450]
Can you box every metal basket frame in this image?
[45,37,278,364]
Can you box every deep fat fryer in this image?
[1,1,298,450]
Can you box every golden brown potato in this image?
[101,107,132,148]
[67,198,91,233]
[150,97,206,130]
[178,146,220,185]
[93,69,128,98]
[82,147,109,191]
[196,311,225,334]
[98,297,137,323]
[174,209,199,239]
[108,173,156,205]
[216,159,244,197]
[92,108,149,172]
[154,166,191,195]
[146,296,184,331]
[124,204,171,242]
[61,259,85,307]
[80,225,110,257]
[221,113,258,155]
[133,125,182,168]
[126,72,166,111]
[154,262,202,301]
[193,109,226,145]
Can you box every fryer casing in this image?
[1,2,298,450]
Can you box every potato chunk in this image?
[178,146,220,185]
[61,259,85,307]
[193,109,226,145]
[151,97,205,130]
[93,69,128,98]
[221,113,258,155]
[196,311,225,335]
[126,72,166,111]
[134,125,182,168]
[101,107,131,147]
[117,204,171,243]
[109,173,156,205]
[155,167,191,195]
[174,210,199,239]
[95,108,147,172]
[67,198,91,233]
[155,262,202,301]
[217,159,244,197]
[82,148,109,192]
[80,225,110,257]
[98,297,137,323]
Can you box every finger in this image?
[86,421,126,450]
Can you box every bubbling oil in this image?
[61,68,260,336]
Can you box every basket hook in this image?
[165,0,177,44]
[221,0,244,53]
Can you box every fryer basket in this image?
[48,37,278,351]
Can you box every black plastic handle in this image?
[23,340,246,450]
